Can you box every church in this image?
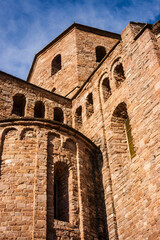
[0,20,159,239]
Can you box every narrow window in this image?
[34,101,45,118]
[112,102,136,160]
[12,93,26,116]
[113,63,125,88]
[102,78,111,102]
[54,107,64,123]
[54,162,69,222]
[86,93,94,118]
[96,46,106,62]
[75,106,82,129]
[51,54,61,75]
[125,118,136,159]
[51,87,56,93]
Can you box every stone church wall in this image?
[0,72,72,126]
[72,23,160,240]
[0,21,159,240]
[0,120,106,240]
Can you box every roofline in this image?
[129,21,147,25]
[133,23,152,41]
[27,22,121,82]
[0,70,71,103]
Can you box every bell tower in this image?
[27,23,120,98]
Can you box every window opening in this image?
[113,63,125,88]
[54,162,69,222]
[34,101,45,118]
[75,106,82,128]
[54,107,64,123]
[51,87,56,93]
[113,102,136,159]
[12,93,26,116]
[102,78,111,101]
[51,54,61,75]
[86,93,94,118]
[96,46,106,62]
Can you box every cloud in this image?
[0,0,159,79]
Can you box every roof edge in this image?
[134,23,152,41]
[0,70,71,102]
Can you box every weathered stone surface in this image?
[0,21,160,240]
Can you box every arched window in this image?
[86,93,94,118]
[12,93,26,116]
[54,162,69,222]
[102,78,111,102]
[51,54,61,75]
[75,106,82,129]
[113,62,125,88]
[96,46,106,62]
[112,102,136,159]
[34,101,45,118]
[54,107,64,123]
[51,87,56,93]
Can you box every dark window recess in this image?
[51,87,56,93]
[113,63,125,88]
[51,54,61,75]
[12,93,26,117]
[34,101,45,118]
[102,78,111,102]
[96,46,106,62]
[54,107,64,123]
[86,93,94,118]
[113,102,128,119]
[54,162,69,222]
[75,106,82,129]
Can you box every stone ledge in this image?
[0,117,99,151]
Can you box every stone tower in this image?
[0,21,159,240]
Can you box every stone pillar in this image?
[33,129,48,239]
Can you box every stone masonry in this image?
[0,21,160,240]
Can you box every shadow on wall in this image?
[46,132,109,239]
[92,150,109,240]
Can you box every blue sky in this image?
[0,0,159,80]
